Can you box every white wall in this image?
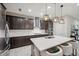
[53,22,66,36]
[53,15,79,37]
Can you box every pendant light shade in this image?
[53,3,59,22]
[53,16,59,22]
[43,14,50,21]
[43,3,50,21]
[59,5,64,24]
[59,18,64,24]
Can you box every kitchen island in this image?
[30,35,73,55]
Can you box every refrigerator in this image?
[0,3,10,56]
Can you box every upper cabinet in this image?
[6,15,24,29]
[34,17,53,30]
[6,12,53,30]
[12,17,25,29]
[40,20,48,29]
[24,18,34,29]
[6,13,34,29]
[40,20,53,29]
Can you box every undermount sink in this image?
[45,36,54,39]
[34,33,42,35]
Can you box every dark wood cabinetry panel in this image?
[6,16,14,29]
[6,15,34,29]
[6,15,26,29]
[10,37,32,49]
[13,17,25,29]
[24,19,34,29]
[40,20,53,29]
[40,20,53,33]
[40,20,46,29]
[10,34,49,49]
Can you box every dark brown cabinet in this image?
[24,19,34,29]
[6,16,13,29]
[40,20,48,30]
[10,34,49,49]
[6,15,25,29]
[6,15,34,29]
[40,20,53,30]
[12,17,24,29]
[10,37,32,49]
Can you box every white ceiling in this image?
[3,3,79,19]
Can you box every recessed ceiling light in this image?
[47,6,51,9]
[28,9,32,12]
[18,8,22,11]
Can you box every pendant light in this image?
[43,3,50,21]
[59,5,64,24]
[53,3,59,22]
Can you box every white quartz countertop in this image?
[30,36,73,51]
[0,30,48,38]
[9,32,48,38]
[9,30,48,38]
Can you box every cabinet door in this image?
[40,20,48,29]
[40,20,45,29]
[10,37,26,49]
[6,16,25,29]
[12,17,25,29]
[10,37,32,49]
[6,15,34,29]
[6,16,14,29]
[24,19,34,29]
[40,20,53,33]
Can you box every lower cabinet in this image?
[9,45,31,56]
[10,37,32,49]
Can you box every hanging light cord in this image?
[45,3,47,15]
[55,3,56,17]
[60,5,63,17]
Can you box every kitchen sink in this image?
[45,36,54,39]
